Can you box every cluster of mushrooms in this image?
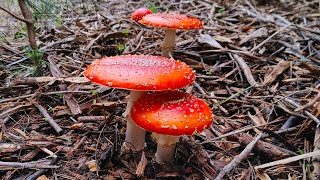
[84,8,214,164]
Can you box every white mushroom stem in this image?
[122,90,146,151]
[152,133,180,164]
[161,29,176,58]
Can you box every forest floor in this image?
[1,0,320,179]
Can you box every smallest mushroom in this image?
[130,91,213,164]
[139,13,202,58]
[131,7,152,22]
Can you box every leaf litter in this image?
[0,0,320,179]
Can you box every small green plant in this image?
[296,149,305,155]
[145,2,157,13]
[92,0,100,11]
[43,117,48,122]
[92,90,98,96]
[218,7,225,13]
[27,0,64,22]
[25,47,46,76]
[116,44,125,52]
[55,15,62,28]
[15,26,27,39]
[122,29,131,36]
[47,105,53,112]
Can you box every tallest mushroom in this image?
[139,13,202,58]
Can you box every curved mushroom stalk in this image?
[161,29,176,58]
[122,90,146,151]
[123,91,145,118]
[152,133,180,164]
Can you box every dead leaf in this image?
[70,123,84,129]
[36,175,50,180]
[198,34,223,49]
[239,27,268,45]
[85,160,97,172]
[213,35,233,43]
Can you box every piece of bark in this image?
[237,133,295,160]
[136,151,147,177]
[262,60,290,86]
[66,136,86,160]
[48,58,82,115]
[0,104,31,119]
[239,27,268,45]
[232,54,259,87]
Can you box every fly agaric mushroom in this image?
[84,55,195,151]
[139,13,202,58]
[131,7,152,22]
[130,91,213,164]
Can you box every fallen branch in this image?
[215,134,262,180]
[237,133,295,159]
[33,102,63,135]
[0,161,59,169]
[283,97,320,124]
[67,136,86,159]
[26,158,58,180]
[255,150,320,170]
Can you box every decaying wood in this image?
[237,133,295,160]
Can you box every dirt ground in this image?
[0,0,320,179]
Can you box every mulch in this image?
[0,0,320,179]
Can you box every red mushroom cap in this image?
[131,7,152,22]
[139,13,202,30]
[131,91,213,136]
[84,55,195,91]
